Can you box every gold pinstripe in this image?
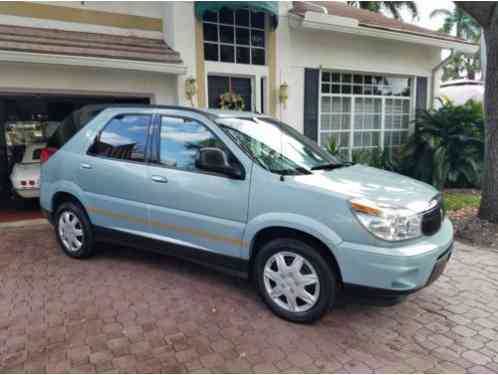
[87,207,244,247]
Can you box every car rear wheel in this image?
[254,238,336,323]
[55,202,95,258]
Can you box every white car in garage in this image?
[10,143,46,199]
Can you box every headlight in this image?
[351,199,423,241]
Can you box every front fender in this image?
[242,213,343,260]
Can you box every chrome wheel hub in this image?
[263,251,320,313]
[58,211,84,252]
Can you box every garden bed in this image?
[444,189,498,248]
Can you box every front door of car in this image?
[146,114,251,258]
[76,113,152,235]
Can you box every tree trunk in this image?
[478,7,498,221]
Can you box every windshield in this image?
[217,117,342,175]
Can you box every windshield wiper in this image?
[311,162,352,171]
[274,166,312,175]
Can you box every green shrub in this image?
[400,99,484,189]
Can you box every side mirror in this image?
[196,147,244,179]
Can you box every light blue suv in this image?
[40,105,453,322]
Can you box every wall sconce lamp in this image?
[185,77,197,106]
[279,82,289,109]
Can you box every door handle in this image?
[80,163,92,170]
[151,175,168,183]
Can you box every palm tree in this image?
[430,7,481,81]
[347,1,418,21]
[430,7,480,40]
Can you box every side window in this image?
[160,116,231,172]
[90,114,150,162]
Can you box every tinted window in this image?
[160,117,228,171]
[90,114,150,162]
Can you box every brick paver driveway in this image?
[1,224,498,373]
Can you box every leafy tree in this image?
[456,2,498,222]
[430,7,481,81]
[346,1,418,20]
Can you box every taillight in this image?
[40,147,57,163]
[20,180,26,186]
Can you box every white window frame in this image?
[318,70,414,160]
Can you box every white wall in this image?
[275,10,442,132]
[0,62,177,104]
[162,1,197,107]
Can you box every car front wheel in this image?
[255,238,336,323]
[54,202,95,258]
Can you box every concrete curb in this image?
[0,218,49,229]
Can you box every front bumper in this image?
[335,218,454,295]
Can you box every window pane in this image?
[321,84,330,94]
[322,72,331,82]
[203,10,217,22]
[236,27,249,45]
[220,45,235,63]
[220,25,234,43]
[341,85,351,94]
[332,73,341,82]
[160,117,225,171]
[251,11,265,29]
[204,43,218,61]
[353,74,363,84]
[320,114,331,130]
[332,85,340,94]
[251,30,265,47]
[236,46,250,64]
[332,97,341,112]
[236,9,249,26]
[219,8,234,24]
[321,97,331,112]
[252,48,265,65]
[203,23,218,42]
[93,115,150,162]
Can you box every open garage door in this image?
[0,94,149,222]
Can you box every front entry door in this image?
[146,114,250,259]
[208,75,252,111]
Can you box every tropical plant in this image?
[352,147,400,172]
[219,92,245,111]
[346,1,418,20]
[324,136,340,156]
[400,99,484,189]
[430,7,481,81]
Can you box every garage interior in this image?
[0,94,150,222]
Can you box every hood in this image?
[295,164,439,213]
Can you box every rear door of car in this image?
[76,110,154,236]
[145,109,252,260]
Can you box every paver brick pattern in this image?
[1,224,498,373]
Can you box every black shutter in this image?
[303,68,320,142]
[0,100,8,198]
[416,76,428,112]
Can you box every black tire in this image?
[254,238,336,323]
[54,201,95,258]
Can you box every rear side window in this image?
[89,114,151,162]
[47,107,105,148]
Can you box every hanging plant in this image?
[219,92,245,111]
